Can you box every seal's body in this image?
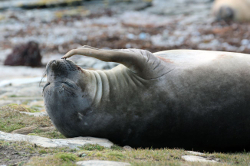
[43,47,250,151]
[212,0,250,21]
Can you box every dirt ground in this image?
[0,141,40,166]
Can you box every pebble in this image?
[123,145,132,151]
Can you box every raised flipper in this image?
[62,46,172,79]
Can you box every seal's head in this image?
[216,6,234,21]
[212,0,250,22]
[43,59,92,137]
[45,59,82,83]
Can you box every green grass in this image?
[9,95,18,97]
[27,147,229,166]
[79,144,105,151]
[0,105,64,139]
[55,153,77,162]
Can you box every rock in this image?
[19,111,48,117]
[181,155,218,163]
[76,160,131,166]
[4,41,42,67]
[123,145,132,151]
[77,153,87,157]
[187,151,206,156]
[0,131,113,149]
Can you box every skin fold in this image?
[43,46,250,152]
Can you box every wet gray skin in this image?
[44,47,250,152]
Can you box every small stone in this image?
[181,155,218,163]
[123,145,132,151]
[76,160,131,166]
[127,33,135,39]
[81,153,87,157]
[139,33,147,40]
[77,152,87,157]
[241,39,249,45]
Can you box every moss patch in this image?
[0,105,64,139]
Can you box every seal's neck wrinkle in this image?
[90,70,109,105]
[86,65,145,107]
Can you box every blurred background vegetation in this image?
[1,0,250,68]
[1,0,250,95]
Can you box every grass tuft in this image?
[55,153,77,162]
[80,144,105,151]
[111,144,124,151]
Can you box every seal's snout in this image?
[48,59,78,73]
[217,6,234,21]
[45,59,80,83]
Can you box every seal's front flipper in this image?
[62,47,172,79]
[81,45,100,50]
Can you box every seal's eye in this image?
[43,82,50,92]
[62,81,77,90]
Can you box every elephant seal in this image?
[212,0,250,21]
[43,46,250,152]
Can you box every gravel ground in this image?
[1,0,250,68]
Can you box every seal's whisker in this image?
[39,70,47,87]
